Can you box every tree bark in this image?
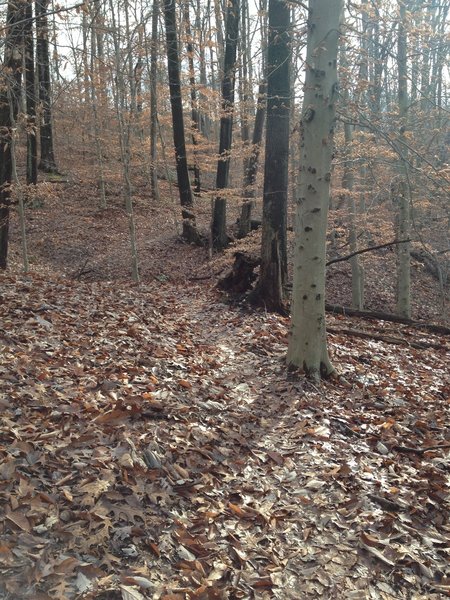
[109,0,140,282]
[287,0,343,379]
[88,7,106,208]
[0,0,25,269]
[251,0,290,312]
[340,44,363,309]
[239,80,267,237]
[239,0,253,181]
[36,0,58,173]
[184,0,201,194]
[396,0,411,319]
[24,0,38,185]
[163,0,199,243]
[211,0,240,250]
[149,0,160,202]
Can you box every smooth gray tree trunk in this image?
[287,0,343,379]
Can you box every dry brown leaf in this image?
[120,584,146,600]
[5,510,31,532]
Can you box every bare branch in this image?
[326,239,411,267]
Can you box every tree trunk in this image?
[88,9,106,209]
[396,0,411,319]
[239,0,268,212]
[0,0,25,269]
[340,44,363,309]
[149,0,160,202]
[239,0,253,181]
[109,0,140,282]
[184,0,201,194]
[287,0,343,379]
[239,80,267,237]
[211,0,240,250]
[344,118,364,310]
[36,0,58,173]
[194,0,211,138]
[251,0,290,312]
[24,0,38,185]
[164,0,200,243]
[213,0,225,74]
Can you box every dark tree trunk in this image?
[239,80,267,237]
[134,58,143,113]
[211,0,240,250]
[25,0,38,185]
[163,0,199,243]
[0,1,25,269]
[36,0,58,173]
[251,0,290,312]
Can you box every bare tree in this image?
[239,80,267,238]
[183,0,201,194]
[24,0,37,185]
[36,0,58,173]
[395,0,411,318]
[251,0,290,312]
[0,0,26,269]
[149,0,160,201]
[163,0,200,243]
[211,0,240,250]
[287,0,343,379]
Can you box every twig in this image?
[329,415,361,437]
[368,494,405,513]
[72,259,93,280]
[393,444,450,455]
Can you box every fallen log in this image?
[325,304,450,336]
[326,327,448,351]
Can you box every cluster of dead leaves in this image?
[0,269,449,599]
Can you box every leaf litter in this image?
[0,269,449,599]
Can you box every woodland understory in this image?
[1,0,450,597]
[1,170,449,599]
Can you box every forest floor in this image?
[1,174,449,600]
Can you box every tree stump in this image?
[218,252,260,293]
